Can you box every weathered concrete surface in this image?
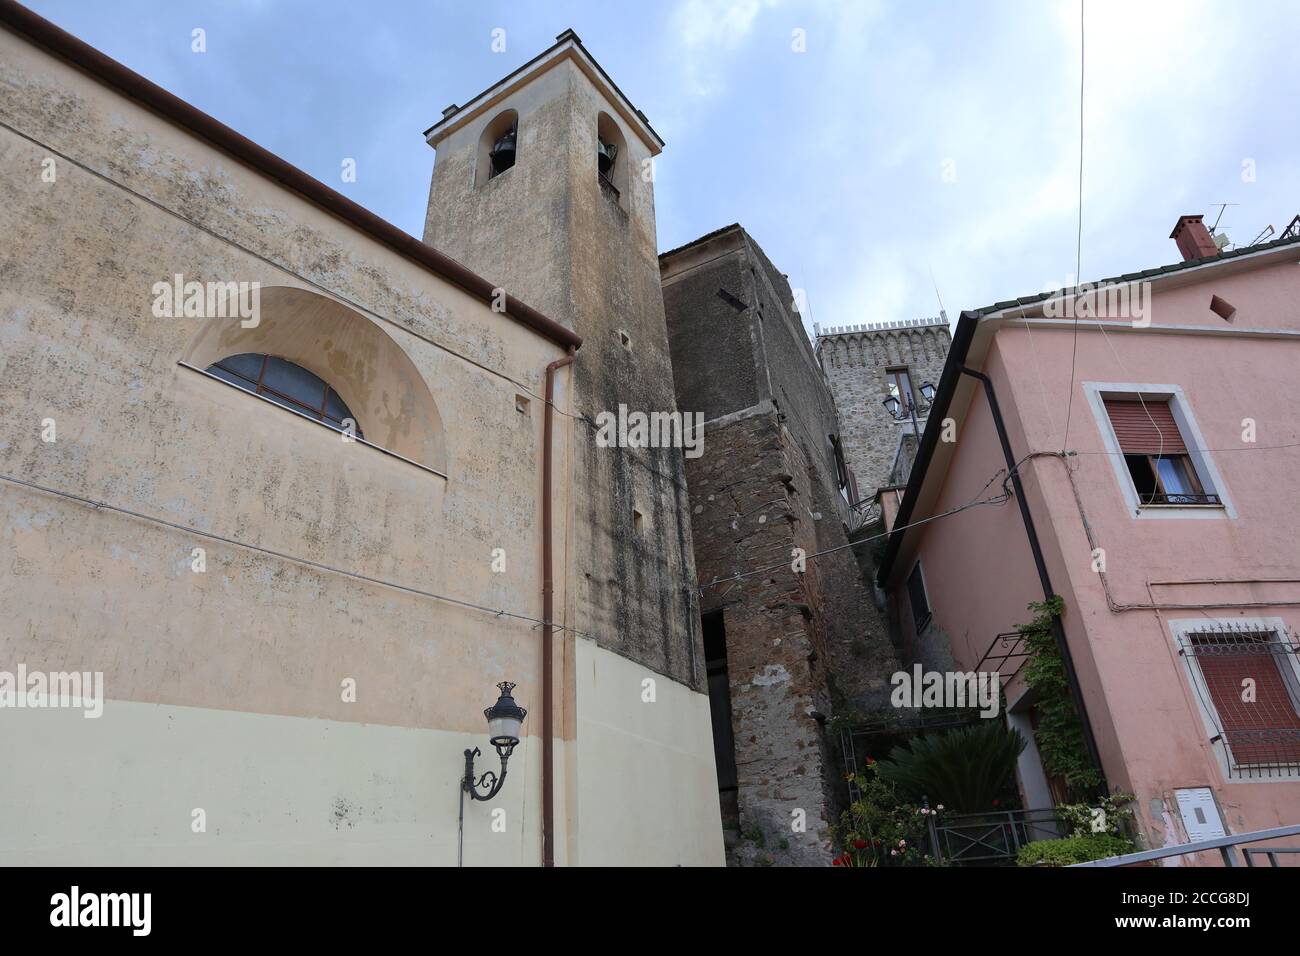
[423,46,703,694]
[662,226,898,865]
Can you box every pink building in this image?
[877,216,1300,864]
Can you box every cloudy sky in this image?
[28,0,1300,336]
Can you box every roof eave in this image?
[424,30,664,156]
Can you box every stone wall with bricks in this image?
[662,225,898,866]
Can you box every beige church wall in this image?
[0,22,570,724]
[0,697,549,866]
[0,21,726,866]
[570,636,725,867]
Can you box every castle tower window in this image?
[886,367,915,408]
[477,109,519,185]
[206,353,362,438]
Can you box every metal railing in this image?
[1140,492,1222,506]
[974,631,1033,687]
[1245,847,1300,867]
[929,808,1064,865]
[1071,822,1300,867]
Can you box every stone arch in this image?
[182,286,447,474]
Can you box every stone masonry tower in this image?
[423,32,702,691]
[815,318,951,497]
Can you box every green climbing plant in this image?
[1017,596,1103,798]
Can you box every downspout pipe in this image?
[957,365,1107,791]
[542,348,575,867]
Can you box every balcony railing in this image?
[974,631,1033,687]
[928,808,1065,865]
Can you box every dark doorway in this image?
[702,609,739,827]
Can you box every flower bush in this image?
[831,761,942,867]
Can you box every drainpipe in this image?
[957,366,1107,791]
[542,348,575,867]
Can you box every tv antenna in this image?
[1209,202,1237,234]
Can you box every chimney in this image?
[1170,214,1220,261]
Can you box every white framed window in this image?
[1083,382,1234,519]
[1168,617,1300,783]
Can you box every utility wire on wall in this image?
[0,471,588,638]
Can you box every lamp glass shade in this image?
[488,715,522,746]
[919,382,937,402]
[484,681,527,747]
[882,396,900,417]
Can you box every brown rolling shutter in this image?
[1103,399,1187,455]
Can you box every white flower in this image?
[937,804,945,811]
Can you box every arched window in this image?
[597,111,628,205]
[206,353,362,438]
[183,286,446,473]
[477,109,518,185]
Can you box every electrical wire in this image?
[0,471,588,638]
[700,473,1012,591]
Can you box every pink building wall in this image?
[890,251,1300,862]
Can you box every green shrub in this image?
[874,720,1026,813]
[1017,597,1103,796]
[1016,832,1133,867]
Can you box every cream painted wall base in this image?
[573,637,725,867]
[0,699,542,866]
[1,641,727,866]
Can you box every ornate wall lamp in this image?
[458,681,527,866]
[463,681,527,802]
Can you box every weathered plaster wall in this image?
[423,52,703,697]
[0,25,722,865]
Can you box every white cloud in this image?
[670,0,781,97]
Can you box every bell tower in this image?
[423,31,702,692]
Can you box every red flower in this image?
[832,857,842,866]
[992,799,1000,807]
[852,839,868,849]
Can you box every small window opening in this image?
[906,561,931,631]
[489,124,516,179]
[1209,294,1237,322]
[633,508,644,533]
[1104,398,1219,506]
[596,112,628,205]
[886,367,914,406]
[477,109,519,186]
[515,394,530,416]
[617,330,632,351]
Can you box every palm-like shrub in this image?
[874,721,1026,814]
